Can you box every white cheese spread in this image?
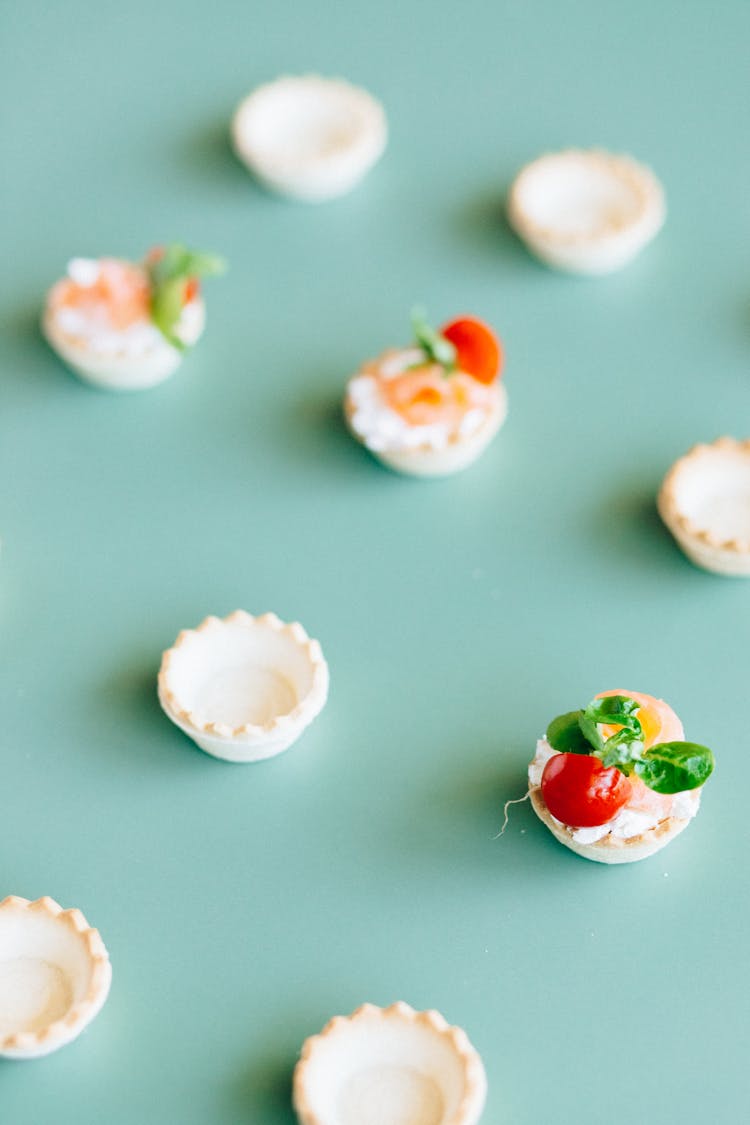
[50,259,202,360]
[347,348,493,453]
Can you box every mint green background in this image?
[2,1,748,1121]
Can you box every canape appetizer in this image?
[528,690,714,863]
[508,149,665,275]
[0,895,111,1059]
[658,437,750,576]
[232,75,387,201]
[158,611,329,763]
[43,243,225,390]
[344,310,506,476]
[293,1002,486,1125]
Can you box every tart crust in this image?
[293,1002,487,1125]
[158,610,329,762]
[232,75,387,202]
[507,149,665,275]
[42,289,205,391]
[658,437,750,576]
[0,895,112,1059]
[344,381,507,478]
[529,787,692,865]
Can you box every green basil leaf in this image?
[583,695,642,734]
[598,735,643,770]
[150,278,187,349]
[180,250,226,278]
[411,307,456,371]
[147,243,226,346]
[634,742,715,794]
[149,244,227,286]
[577,711,605,753]
[149,243,188,286]
[546,711,592,754]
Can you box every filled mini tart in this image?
[43,243,225,390]
[345,310,507,477]
[528,690,714,863]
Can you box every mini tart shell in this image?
[292,1002,487,1125]
[344,377,507,478]
[658,437,750,576]
[231,75,387,202]
[42,290,205,391]
[528,786,693,865]
[0,895,111,1059]
[158,611,329,763]
[507,149,665,275]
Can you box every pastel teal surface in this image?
[1,0,748,1121]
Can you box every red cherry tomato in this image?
[541,753,632,828]
[439,316,503,384]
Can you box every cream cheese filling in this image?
[50,259,201,360]
[347,348,493,453]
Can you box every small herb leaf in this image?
[146,242,226,347]
[578,712,605,753]
[584,695,642,733]
[150,279,189,349]
[598,735,644,770]
[411,307,457,372]
[546,711,592,754]
[634,742,715,794]
[547,694,716,795]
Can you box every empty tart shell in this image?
[0,896,111,1059]
[507,149,665,275]
[158,611,329,762]
[658,437,750,576]
[232,75,387,202]
[293,1002,487,1125]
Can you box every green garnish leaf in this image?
[598,734,644,770]
[578,711,605,753]
[584,695,642,733]
[549,694,715,794]
[577,694,641,758]
[634,742,715,794]
[146,242,226,348]
[150,280,190,350]
[551,692,716,795]
[546,710,592,754]
[410,307,457,373]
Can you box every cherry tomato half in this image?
[541,753,632,828]
[440,316,502,385]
